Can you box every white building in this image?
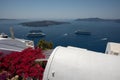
[43,46,120,80]
[0,36,34,54]
[105,42,120,55]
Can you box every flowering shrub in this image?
[0,48,46,80]
[0,52,3,57]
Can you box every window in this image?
[114,52,119,56]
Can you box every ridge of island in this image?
[75,18,120,23]
[20,20,70,27]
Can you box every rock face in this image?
[20,20,69,27]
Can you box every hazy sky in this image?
[0,0,120,19]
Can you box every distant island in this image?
[20,20,69,27]
[0,19,17,20]
[75,18,120,23]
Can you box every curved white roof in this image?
[43,46,120,80]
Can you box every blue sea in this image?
[0,19,120,53]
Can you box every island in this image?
[75,18,120,23]
[0,18,17,21]
[20,20,70,27]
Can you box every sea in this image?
[0,19,120,53]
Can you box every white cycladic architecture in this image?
[67,46,87,51]
[0,37,34,54]
[105,42,120,55]
[43,46,120,80]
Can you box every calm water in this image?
[0,20,120,53]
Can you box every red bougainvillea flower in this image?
[0,48,46,80]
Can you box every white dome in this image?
[43,46,120,80]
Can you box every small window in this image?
[114,52,119,56]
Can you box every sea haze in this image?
[0,19,120,53]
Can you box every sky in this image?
[0,0,120,19]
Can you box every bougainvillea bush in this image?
[0,48,46,80]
